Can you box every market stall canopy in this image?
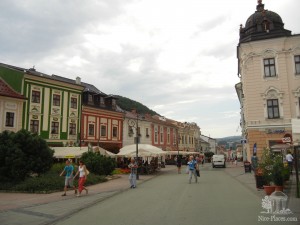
[165,151,200,156]
[92,146,116,157]
[117,144,166,157]
[52,147,89,159]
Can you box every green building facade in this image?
[0,63,84,146]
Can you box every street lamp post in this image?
[128,113,140,180]
[177,135,182,168]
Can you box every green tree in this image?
[81,151,116,176]
[0,130,54,182]
[204,151,214,158]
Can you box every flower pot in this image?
[275,186,283,192]
[263,185,276,195]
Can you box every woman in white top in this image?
[74,160,89,197]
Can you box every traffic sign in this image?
[282,137,291,143]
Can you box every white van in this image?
[212,155,226,168]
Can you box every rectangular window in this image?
[173,133,177,145]
[129,126,133,136]
[154,127,158,143]
[71,97,77,109]
[5,112,14,127]
[264,58,276,77]
[69,123,76,135]
[146,128,149,137]
[113,127,118,138]
[295,55,300,75]
[88,94,93,103]
[51,122,59,134]
[267,99,280,119]
[30,120,39,133]
[101,125,107,137]
[31,90,40,103]
[88,124,95,136]
[53,94,60,106]
[160,127,163,143]
[100,97,105,106]
[137,127,141,136]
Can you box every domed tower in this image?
[239,0,291,43]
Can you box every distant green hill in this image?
[217,136,242,150]
[115,95,240,142]
[115,95,160,116]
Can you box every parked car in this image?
[212,155,226,168]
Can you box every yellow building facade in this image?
[236,1,300,160]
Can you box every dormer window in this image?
[112,99,116,107]
[100,97,105,106]
[88,94,93,103]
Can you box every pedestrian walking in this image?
[187,155,198,184]
[234,155,238,166]
[195,156,201,177]
[128,158,138,188]
[176,156,182,174]
[74,160,89,197]
[285,151,294,174]
[60,159,77,196]
[251,153,258,173]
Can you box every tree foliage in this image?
[115,95,159,116]
[0,130,54,182]
[80,151,116,176]
[204,151,214,158]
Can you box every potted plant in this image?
[258,148,276,195]
[272,155,284,191]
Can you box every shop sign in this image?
[282,134,292,143]
[266,129,285,134]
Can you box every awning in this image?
[92,146,116,157]
[165,151,201,156]
[117,144,166,157]
[270,144,292,152]
[52,147,89,159]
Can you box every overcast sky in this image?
[1,0,299,138]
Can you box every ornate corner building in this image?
[236,1,300,160]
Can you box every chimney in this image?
[76,77,81,85]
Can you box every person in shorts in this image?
[60,159,77,196]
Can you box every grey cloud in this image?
[200,40,237,59]
[0,0,133,60]
[192,15,229,37]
